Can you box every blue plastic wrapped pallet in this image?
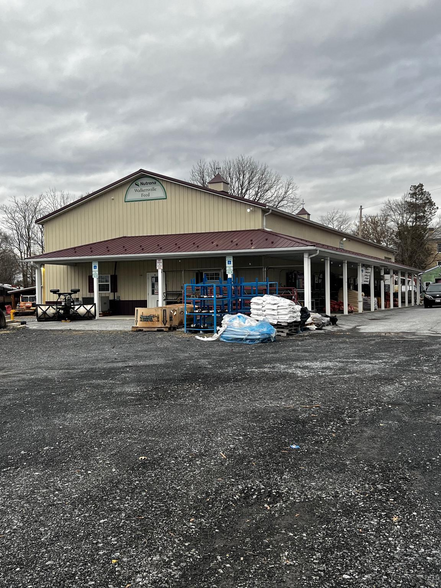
[219,314,276,344]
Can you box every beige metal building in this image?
[30,169,421,315]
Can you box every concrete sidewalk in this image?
[9,305,441,335]
[14,315,135,331]
[335,305,441,335]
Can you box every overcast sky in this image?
[1,0,441,222]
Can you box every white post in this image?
[405,272,409,307]
[380,267,385,310]
[158,267,164,307]
[343,260,348,315]
[303,252,311,310]
[389,270,394,310]
[156,258,164,307]
[325,257,331,316]
[93,261,100,318]
[417,275,421,305]
[411,273,415,306]
[357,263,363,313]
[370,265,375,312]
[35,264,42,304]
[398,271,402,308]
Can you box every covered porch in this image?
[29,229,421,317]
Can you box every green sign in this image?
[125,176,167,202]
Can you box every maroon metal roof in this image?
[30,230,310,259]
[36,169,264,223]
[28,229,420,270]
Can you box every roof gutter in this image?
[26,246,420,272]
[26,246,319,264]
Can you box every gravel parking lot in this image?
[1,319,440,587]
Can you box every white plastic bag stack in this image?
[250,295,302,325]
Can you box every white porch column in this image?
[405,272,409,307]
[417,275,421,305]
[380,267,385,310]
[157,262,164,308]
[389,270,394,310]
[92,260,100,318]
[357,263,363,313]
[370,265,375,312]
[303,252,312,310]
[411,273,415,306]
[398,271,402,308]
[343,260,348,315]
[35,264,42,304]
[325,257,331,316]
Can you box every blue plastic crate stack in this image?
[184,277,278,333]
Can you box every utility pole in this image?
[359,206,363,237]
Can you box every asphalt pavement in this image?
[0,308,440,587]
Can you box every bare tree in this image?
[319,209,354,232]
[41,188,73,214]
[0,231,19,285]
[0,189,74,286]
[0,195,45,286]
[189,156,300,212]
[352,212,396,248]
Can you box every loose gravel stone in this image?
[0,328,440,587]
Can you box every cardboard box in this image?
[134,305,191,328]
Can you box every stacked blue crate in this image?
[184,277,278,333]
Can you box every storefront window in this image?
[98,275,110,292]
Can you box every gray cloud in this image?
[1,0,440,223]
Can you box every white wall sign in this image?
[125,176,167,202]
[92,261,99,279]
[361,266,371,284]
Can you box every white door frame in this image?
[147,272,159,308]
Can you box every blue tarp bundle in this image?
[219,314,276,344]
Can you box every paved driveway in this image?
[1,309,440,587]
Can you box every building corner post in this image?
[325,257,331,316]
[357,264,363,313]
[370,265,375,312]
[303,252,311,310]
[380,267,385,310]
[389,270,394,310]
[35,264,42,304]
[93,261,100,318]
[343,260,348,315]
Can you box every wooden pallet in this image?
[275,322,300,337]
[131,326,176,332]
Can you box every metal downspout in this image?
[263,209,273,229]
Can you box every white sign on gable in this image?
[125,176,167,202]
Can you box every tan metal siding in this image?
[43,256,270,303]
[266,215,395,261]
[44,180,262,253]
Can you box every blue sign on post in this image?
[226,255,233,277]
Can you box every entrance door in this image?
[147,273,158,307]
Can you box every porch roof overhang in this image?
[27,229,422,273]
